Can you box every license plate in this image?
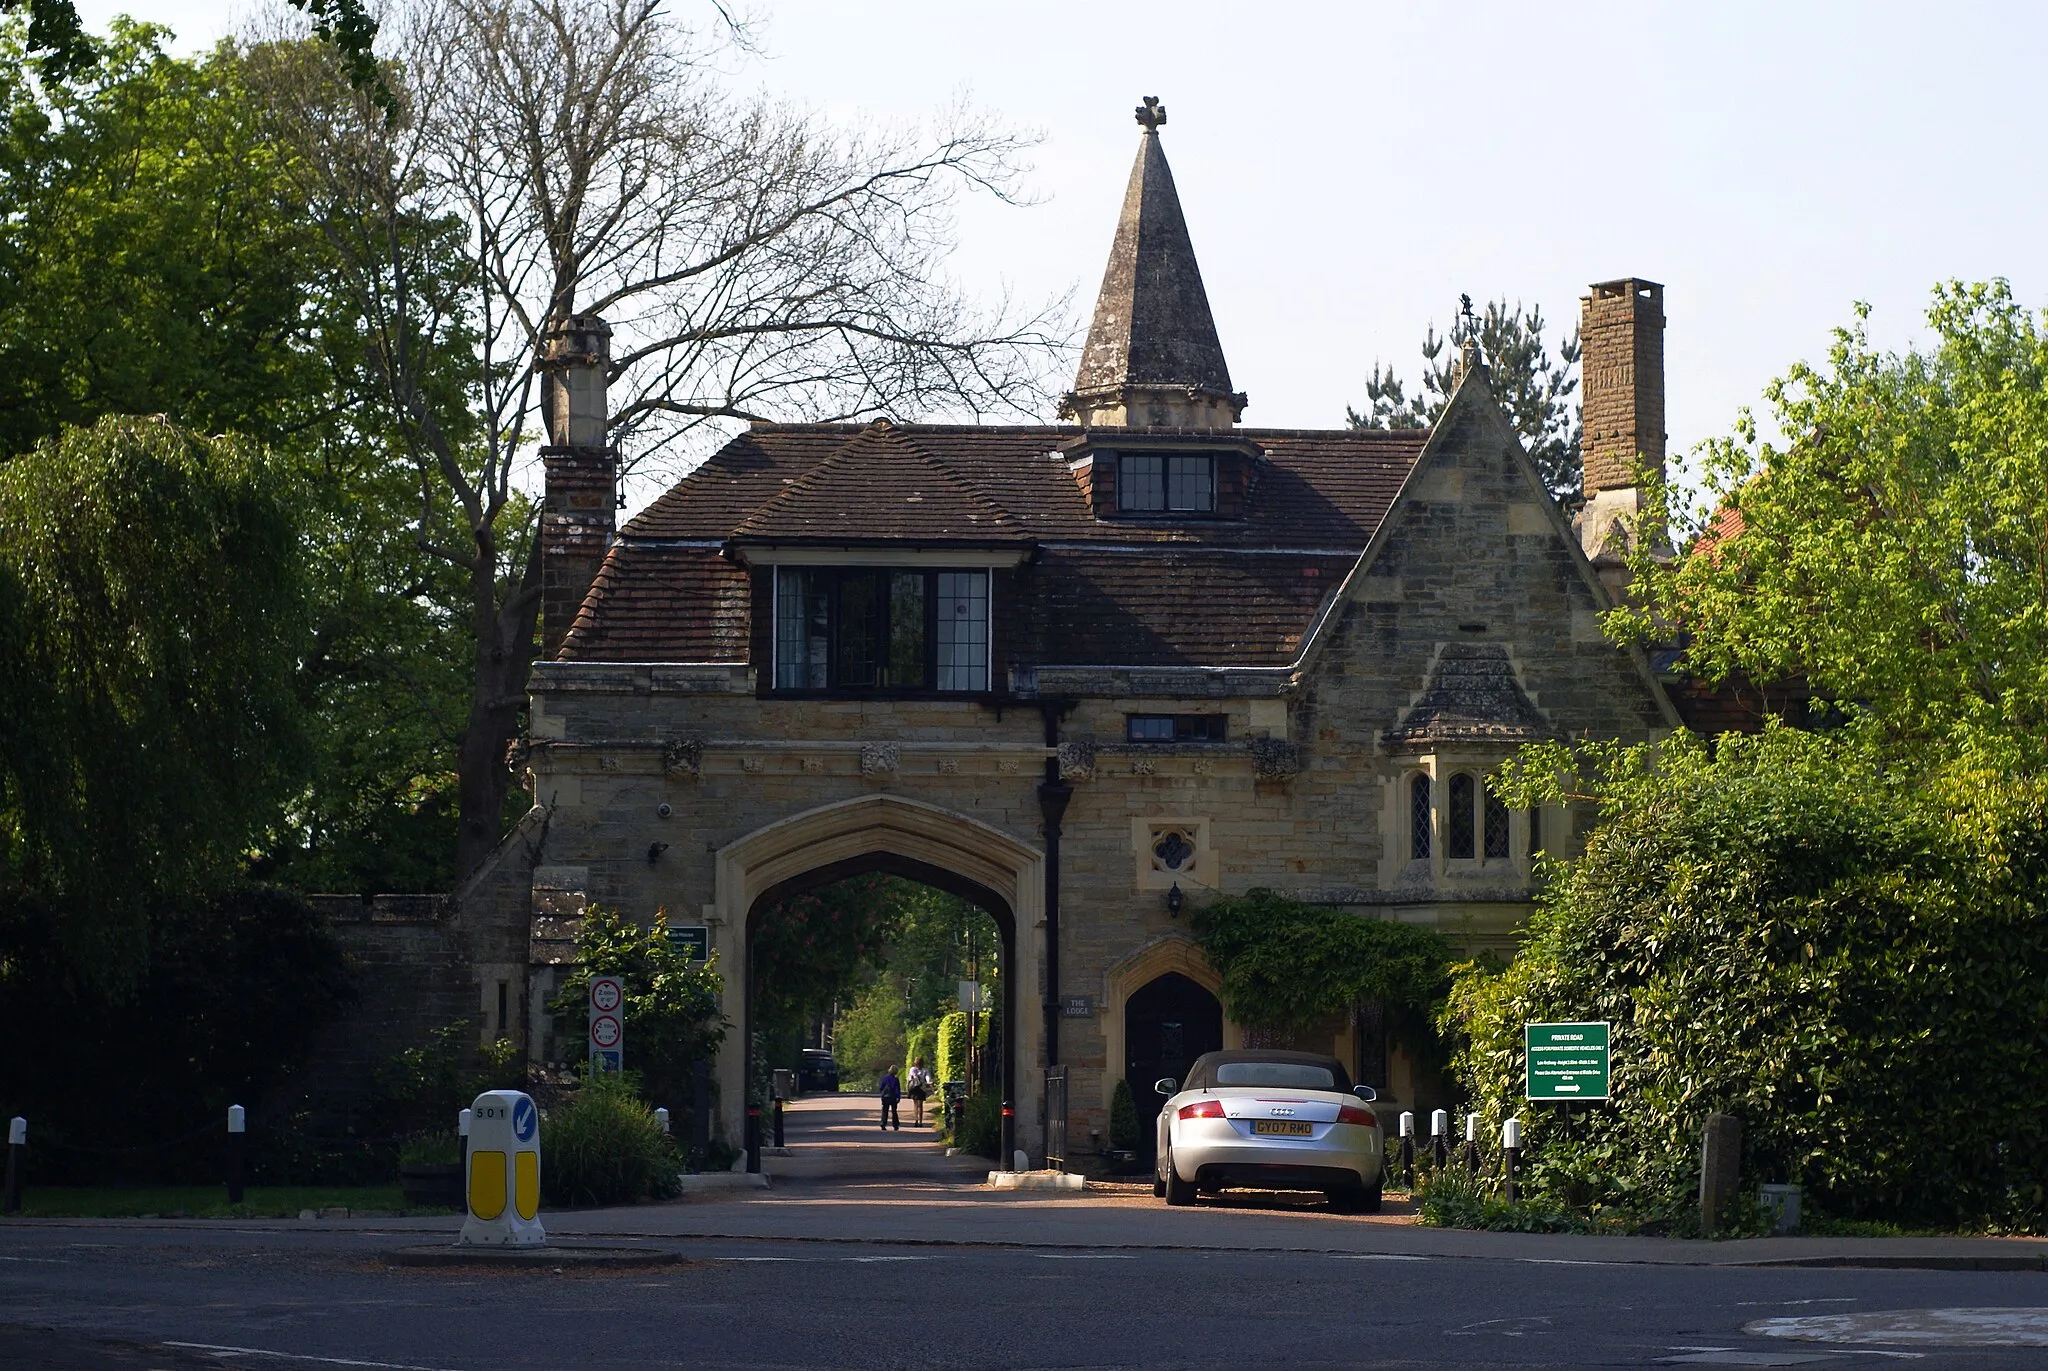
[1251,1120,1314,1136]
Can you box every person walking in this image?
[905,1057,933,1127]
[878,1065,902,1131]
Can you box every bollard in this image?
[1699,1112,1743,1236]
[654,1107,669,1134]
[1502,1116,1522,1204]
[1430,1109,1449,1170]
[772,1098,785,1149]
[1001,1101,1015,1173]
[1397,1111,1414,1187]
[3,1117,23,1214]
[460,1091,544,1247]
[691,1057,711,1168]
[1464,1112,1481,1175]
[226,1105,246,1205]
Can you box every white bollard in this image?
[1430,1109,1448,1139]
[655,1107,670,1134]
[458,1108,472,1138]
[1501,1116,1522,1150]
[459,1090,545,1247]
[6,1118,22,1146]
[1465,1112,1479,1143]
[226,1105,245,1134]
[1397,1111,1414,1138]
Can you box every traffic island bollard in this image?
[1502,1116,1522,1204]
[226,1105,245,1205]
[3,1117,23,1214]
[460,1090,544,1247]
[1001,1101,1015,1171]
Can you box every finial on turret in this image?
[1135,96,1166,131]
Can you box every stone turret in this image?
[539,314,615,659]
[1060,98,1246,429]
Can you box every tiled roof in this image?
[1381,644,1554,748]
[559,421,1430,666]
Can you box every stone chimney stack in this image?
[540,313,615,659]
[1576,278,1665,574]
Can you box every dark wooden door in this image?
[1123,972,1223,1165]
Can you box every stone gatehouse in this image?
[464,100,1680,1162]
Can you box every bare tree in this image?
[251,0,1067,879]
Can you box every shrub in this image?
[934,1009,988,1088]
[398,1132,461,1167]
[1107,1080,1140,1152]
[831,974,907,1089]
[373,1022,524,1137]
[549,905,724,1113]
[957,1092,1001,1160]
[1464,725,2048,1231]
[539,1071,682,1207]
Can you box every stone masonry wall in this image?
[1581,279,1666,496]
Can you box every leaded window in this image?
[1484,784,1511,859]
[1448,773,1476,859]
[773,567,988,692]
[1409,774,1432,860]
[1117,453,1215,513]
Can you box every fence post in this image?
[1700,1112,1743,1236]
[226,1105,246,1205]
[1464,1112,1481,1175]
[1502,1116,1521,1204]
[3,1117,23,1213]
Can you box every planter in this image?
[398,1162,464,1210]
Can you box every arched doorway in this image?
[710,794,1044,1160]
[1124,972,1223,1165]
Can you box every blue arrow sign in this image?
[512,1096,536,1143]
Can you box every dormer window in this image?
[773,566,988,692]
[1117,453,1215,514]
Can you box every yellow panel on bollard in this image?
[459,1090,545,1246]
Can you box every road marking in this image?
[844,1255,932,1263]
[1737,1299,1859,1307]
[1033,1253,1135,1260]
[163,1343,465,1371]
[1334,1253,1429,1261]
[1749,1307,2048,1348]
[0,1255,69,1263]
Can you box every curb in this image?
[384,1241,683,1268]
[675,1174,769,1193]
[1731,1253,2048,1272]
[986,1171,1086,1191]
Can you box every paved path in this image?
[761,1091,985,1185]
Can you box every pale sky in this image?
[75,0,2048,505]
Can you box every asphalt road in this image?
[3,1221,2047,1370]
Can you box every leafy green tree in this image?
[0,416,310,987]
[830,974,908,1087]
[1471,725,2048,1229]
[549,905,725,1111]
[1189,889,1452,1042]
[1350,295,1582,501]
[1616,280,2048,774]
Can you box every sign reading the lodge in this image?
[1524,1021,1611,1101]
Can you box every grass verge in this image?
[1,1185,446,1219]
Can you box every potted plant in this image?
[1107,1080,1141,1171]
[397,1133,464,1209]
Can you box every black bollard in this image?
[3,1117,23,1214]
[745,1105,761,1173]
[1502,1116,1522,1204]
[772,1098,785,1149]
[691,1057,711,1171]
[1000,1101,1015,1172]
[226,1105,246,1206]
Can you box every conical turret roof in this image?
[1068,99,1241,418]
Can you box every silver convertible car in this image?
[1153,1049,1384,1212]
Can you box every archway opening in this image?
[744,852,1016,1168]
[1123,971,1223,1167]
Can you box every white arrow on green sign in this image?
[1525,1021,1610,1101]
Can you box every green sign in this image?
[666,925,710,962]
[1525,1021,1611,1101]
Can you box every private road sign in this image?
[1525,1021,1611,1101]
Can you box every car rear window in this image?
[1213,1061,1338,1089]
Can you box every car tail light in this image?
[1177,1099,1224,1120]
[1337,1104,1378,1127]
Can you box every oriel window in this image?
[1484,783,1512,859]
[1448,773,1476,859]
[1409,774,1432,860]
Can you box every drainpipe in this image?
[1037,702,1072,1073]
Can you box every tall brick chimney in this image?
[1576,278,1665,575]
[540,314,614,659]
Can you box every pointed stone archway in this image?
[709,794,1044,1159]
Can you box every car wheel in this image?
[1360,1182,1383,1214]
[1163,1148,1197,1207]
[1152,1166,1166,1198]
